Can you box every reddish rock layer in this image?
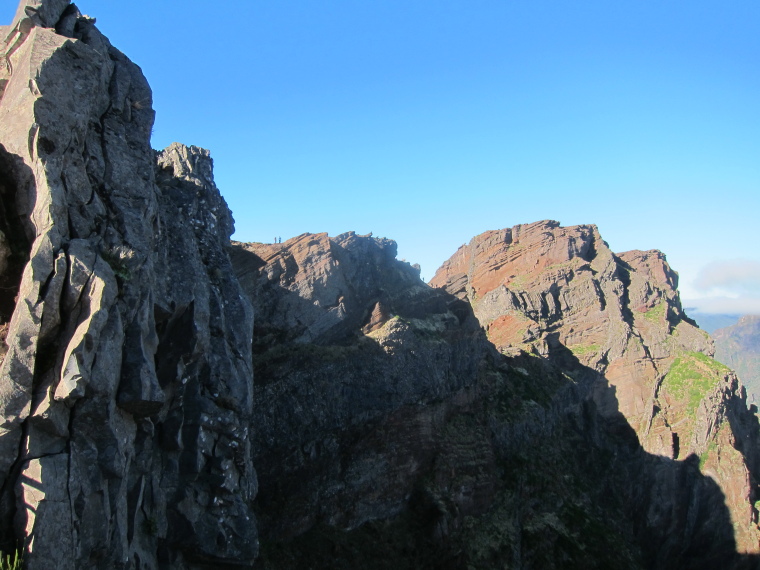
[432,220,760,554]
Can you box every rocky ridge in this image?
[1,1,760,569]
[231,232,491,542]
[431,220,760,556]
[232,226,760,569]
[0,2,255,568]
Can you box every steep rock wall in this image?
[2,1,759,568]
[231,233,494,540]
[233,229,760,569]
[431,220,760,556]
[0,3,256,568]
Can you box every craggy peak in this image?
[0,1,759,569]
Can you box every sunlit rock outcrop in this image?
[431,220,760,556]
[2,1,760,568]
[0,2,256,567]
[232,226,760,568]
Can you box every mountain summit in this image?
[1,1,759,569]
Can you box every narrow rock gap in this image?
[0,146,32,330]
[0,146,35,554]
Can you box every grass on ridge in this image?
[661,351,731,415]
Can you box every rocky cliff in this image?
[0,2,256,568]
[231,226,760,569]
[714,315,760,405]
[2,1,760,569]
[431,220,760,558]
[231,233,493,543]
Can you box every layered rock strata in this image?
[3,0,760,568]
[0,3,256,568]
[232,229,760,569]
[431,220,760,556]
[231,233,492,539]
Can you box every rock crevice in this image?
[0,3,256,567]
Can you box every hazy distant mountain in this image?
[713,315,760,403]
[684,310,741,333]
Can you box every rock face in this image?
[231,233,494,540]
[3,1,760,568]
[232,227,760,569]
[431,220,760,557]
[714,315,760,404]
[0,2,256,568]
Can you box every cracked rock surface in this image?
[0,2,256,568]
[233,227,760,569]
[3,1,760,568]
[432,220,760,557]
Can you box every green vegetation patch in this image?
[642,301,666,322]
[661,352,730,415]
[506,274,528,290]
[569,343,600,356]
[0,550,22,570]
[699,439,719,471]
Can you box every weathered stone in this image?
[233,224,760,569]
[0,2,257,567]
[432,220,760,558]
[2,0,759,568]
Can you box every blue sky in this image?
[7,1,760,314]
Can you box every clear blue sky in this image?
[7,1,760,314]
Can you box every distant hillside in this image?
[685,311,741,333]
[713,315,760,403]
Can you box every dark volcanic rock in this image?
[0,3,256,568]
[3,1,760,568]
[231,233,493,538]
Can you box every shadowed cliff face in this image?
[232,229,760,569]
[431,220,760,558]
[2,1,760,568]
[231,233,492,538]
[0,2,256,568]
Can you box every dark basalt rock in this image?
[232,226,760,569]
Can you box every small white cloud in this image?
[694,259,760,294]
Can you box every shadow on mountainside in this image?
[544,339,760,570]
[230,239,760,570]
[0,146,36,554]
[0,145,34,348]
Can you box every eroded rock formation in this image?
[231,233,491,538]
[0,3,256,568]
[431,220,760,557]
[2,1,760,569]
[232,227,760,569]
